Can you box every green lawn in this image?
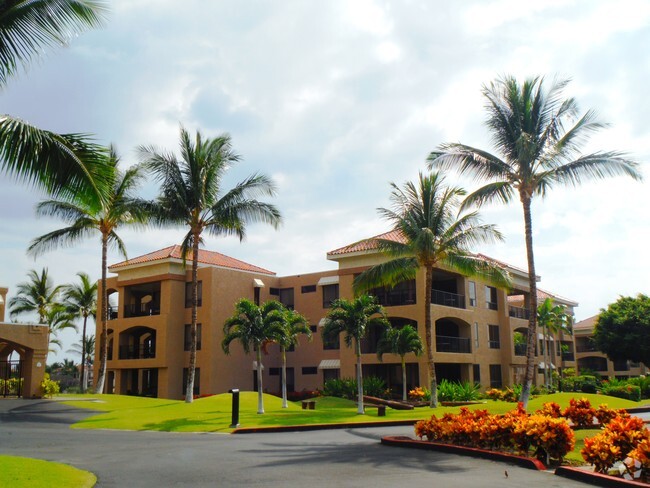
[0,455,96,488]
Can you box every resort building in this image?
[574,316,647,378]
[94,232,578,399]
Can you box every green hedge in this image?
[600,384,641,402]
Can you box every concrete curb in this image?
[232,419,417,434]
[555,466,648,487]
[380,435,547,470]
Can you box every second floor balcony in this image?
[514,343,527,356]
[119,344,156,360]
[431,289,465,309]
[436,335,471,354]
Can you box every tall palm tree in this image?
[140,126,281,403]
[537,297,570,388]
[273,306,311,408]
[428,75,641,407]
[45,303,77,352]
[64,272,97,392]
[27,152,150,394]
[376,324,424,401]
[354,172,510,407]
[321,295,390,415]
[222,299,285,414]
[8,268,62,323]
[0,1,110,200]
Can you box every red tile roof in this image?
[110,245,275,275]
[327,230,406,256]
[573,315,598,331]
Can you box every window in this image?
[184,324,202,351]
[485,286,498,310]
[473,364,481,384]
[370,280,416,307]
[278,288,294,309]
[270,287,279,296]
[488,325,500,349]
[182,368,200,396]
[489,364,502,388]
[322,284,339,308]
[309,325,317,332]
[301,285,316,294]
[185,281,202,308]
[469,281,476,307]
[302,367,318,375]
[269,368,280,376]
[254,287,260,306]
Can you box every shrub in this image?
[323,378,356,399]
[40,373,60,398]
[363,376,387,398]
[563,397,596,428]
[515,414,575,463]
[629,438,650,474]
[536,402,562,418]
[408,387,429,401]
[286,390,320,402]
[600,383,641,402]
[594,404,629,426]
[581,416,649,473]
[437,380,481,402]
[628,375,650,399]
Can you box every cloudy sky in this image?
[2,0,648,363]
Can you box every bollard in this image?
[229,388,240,428]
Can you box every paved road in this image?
[0,399,592,488]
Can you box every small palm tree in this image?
[376,325,424,401]
[222,299,285,414]
[45,303,77,353]
[28,153,150,394]
[141,126,281,403]
[273,307,312,408]
[354,172,510,407]
[67,335,95,391]
[428,75,641,407]
[9,268,62,323]
[322,295,390,415]
[64,273,97,392]
[537,298,571,388]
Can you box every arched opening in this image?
[118,326,156,360]
[435,317,471,353]
[578,356,608,373]
[107,288,119,320]
[513,327,528,356]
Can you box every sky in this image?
[1,0,648,364]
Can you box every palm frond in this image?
[353,257,418,295]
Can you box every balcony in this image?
[514,343,527,356]
[509,306,531,320]
[576,342,597,353]
[108,306,118,320]
[562,351,575,361]
[436,335,471,353]
[126,302,160,318]
[431,289,465,309]
[119,344,156,360]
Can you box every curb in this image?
[555,466,648,487]
[232,419,417,434]
[380,435,546,470]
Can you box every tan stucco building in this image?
[95,233,578,399]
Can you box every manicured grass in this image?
[0,455,96,488]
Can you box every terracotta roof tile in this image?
[110,245,275,275]
[574,315,598,331]
[327,230,406,256]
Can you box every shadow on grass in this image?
[142,417,229,432]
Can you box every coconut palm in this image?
[537,297,570,388]
[321,295,390,415]
[64,273,97,392]
[27,152,150,394]
[8,268,62,323]
[0,1,110,199]
[376,324,424,401]
[273,307,311,408]
[45,303,77,352]
[222,299,285,414]
[428,75,641,407]
[354,172,510,407]
[140,126,281,403]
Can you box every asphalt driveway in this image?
[0,399,592,488]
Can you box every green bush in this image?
[40,374,60,398]
[628,376,650,399]
[363,376,387,398]
[560,374,600,393]
[0,377,23,395]
[600,383,641,402]
[437,379,481,402]
[323,376,388,399]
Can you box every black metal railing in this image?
[508,306,530,320]
[486,301,498,311]
[108,306,118,320]
[118,344,156,360]
[575,343,597,353]
[562,352,575,361]
[488,340,501,349]
[514,343,527,356]
[431,289,466,309]
[436,335,471,353]
[126,303,160,318]
[374,289,416,307]
[0,360,23,397]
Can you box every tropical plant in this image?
[272,307,311,408]
[40,373,60,398]
[27,153,150,394]
[376,324,423,401]
[141,127,281,403]
[428,75,641,408]
[537,297,571,388]
[67,335,95,392]
[222,299,285,414]
[44,303,77,352]
[353,172,510,407]
[321,295,389,414]
[63,272,97,392]
[8,268,62,323]
[0,1,110,199]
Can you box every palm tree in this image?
[8,268,62,323]
[354,172,510,407]
[428,75,641,407]
[140,126,281,403]
[45,303,77,352]
[67,334,95,391]
[273,307,311,408]
[0,1,110,200]
[27,153,150,394]
[376,324,424,401]
[222,299,285,414]
[64,273,97,392]
[537,297,570,388]
[321,295,390,415]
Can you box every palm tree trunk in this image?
[356,339,364,414]
[256,348,265,414]
[185,235,200,403]
[425,265,438,408]
[281,348,288,408]
[80,313,88,393]
[94,234,108,394]
[401,355,407,402]
[520,196,538,409]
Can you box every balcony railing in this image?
[576,343,597,353]
[119,344,156,360]
[508,306,530,320]
[486,301,498,311]
[436,335,471,353]
[108,306,118,320]
[562,352,575,361]
[126,303,160,318]
[431,289,466,309]
[514,343,527,356]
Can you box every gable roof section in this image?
[327,230,404,256]
[110,245,276,275]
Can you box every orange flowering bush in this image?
[409,387,426,400]
[485,388,502,401]
[536,402,562,418]
[563,397,596,428]
[628,438,650,473]
[515,414,575,463]
[594,404,629,426]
